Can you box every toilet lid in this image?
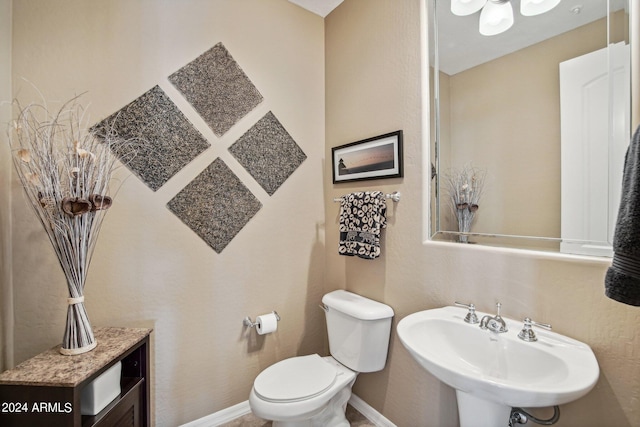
[254,354,337,402]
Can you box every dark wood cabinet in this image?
[0,327,152,427]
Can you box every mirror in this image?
[429,0,633,255]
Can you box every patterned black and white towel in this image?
[338,191,387,260]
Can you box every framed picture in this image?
[332,130,403,183]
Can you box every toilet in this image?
[249,290,394,427]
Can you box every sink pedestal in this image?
[456,391,511,427]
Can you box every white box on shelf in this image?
[80,361,122,415]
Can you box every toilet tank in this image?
[322,290,394,373]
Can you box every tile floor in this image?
[218,404,376,427]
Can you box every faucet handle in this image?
[454,302,479,324]
[517,317,552,342]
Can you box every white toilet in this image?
[249,290,394,427]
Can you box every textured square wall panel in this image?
[93,85,210,191]
[167,158,262,253]
[229,111,306,196]
[168,42,264,137]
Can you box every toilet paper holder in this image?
[243,311,281,328]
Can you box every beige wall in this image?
[7,1,325,425]
[327,1,640,426]
[634,2,640,128]
[1,0,13,373]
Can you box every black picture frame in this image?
[332,130,403,183]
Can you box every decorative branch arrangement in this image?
[9,95,134,355]
[444,165,486,243]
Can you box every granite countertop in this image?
[0,327,152,387]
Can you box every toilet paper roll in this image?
[256,313,278,335]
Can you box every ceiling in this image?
[286,0,627,75]
[288,0,344,17]
[435,0,627,75]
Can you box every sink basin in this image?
[397,306,599,426]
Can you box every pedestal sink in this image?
[396,306,599,427]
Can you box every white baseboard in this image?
[179,400,251,427]
[180,394,396,427]
[348,394,397,427]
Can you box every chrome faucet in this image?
[479,302,508,333]
[454,301,479,324]
[517,317,552,342]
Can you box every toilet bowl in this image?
[249,355,356,427]
[248,290,394,427]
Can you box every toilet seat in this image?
[254,354,337,403]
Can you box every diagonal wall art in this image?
[229,111,307,196]
[93,85,210,191]
[167,158,262,253]
[97,42,307,252]
[169,42,264,137]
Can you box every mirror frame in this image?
[425,0,639,255]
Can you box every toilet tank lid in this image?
[322,290,394,320]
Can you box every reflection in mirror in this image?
[429,0,632,256]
